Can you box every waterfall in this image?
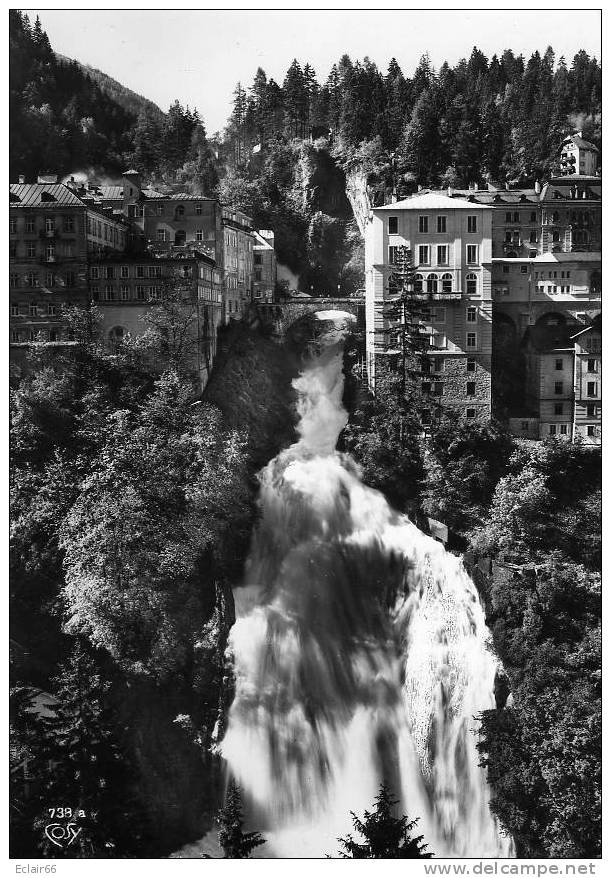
[220,316,513,858]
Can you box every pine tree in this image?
[337,785,433,858]
[31,642,148,857]
[217,781,265,858]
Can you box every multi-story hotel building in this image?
[365,191,493,422]
[9,177,128,366]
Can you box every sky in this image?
[28,8,602,135]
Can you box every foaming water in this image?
[221,326,513,858]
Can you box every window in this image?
[45,272,55,287]
[10,273,19,288]
[414,274,423,293]
[437,216,447,233]
[427,273,438,293]
[26,242,36,258]
[418,245,430,265]
[587,381,597,397]
[388,216,398,234]
[466,408,476,419]
[29,302,38,316]
[529,231,537,243]
[587,359,598,373]
[549,424,557,436]
[434,358,444,372]
[560,424,568,435]
[90,286,99,300]
[10,218,17,234]
[467,216,477,233]
[90,267,100,279]
[503,266,509,274]
[195,204,202,216]
[10,241,17,258]
[530,211,537,223]
[555,359,563,370]
[466,332,477,349]
[505,212,512,222]
[48,303,56,316]
[174,205,185,218]
[45,217,55,233]
[105,266,115,280]
[554,381,563,394]
[11,330,20,343]
[11,304,19,317]
[441,273,452,293]
[196,229,204,242]
[64,215,75,232]
[25,272,39,287]
[65,271,75,287]
[466,273,477,295]
[437,245,448,265]
[554,403,563,415]
[389,246,400,265]
[466,358,476,372]
[120,285,130,300]
[136,266,145,278]
[25,218,35,233]
[466,381,476,396]
[505,231,512,243]
[466,306,477,323]
[520,265,528,274]
[136,285,145,300]
[121,266,129,278]
[157,229,167,242]
[104,285,115,301]
[587,425,596,438]
[552,231,560,242]
[552,211,559,223]
[466,245,478,264]
[418,216,428,233]
[513,212,520,222]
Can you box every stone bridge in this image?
[254,296,365,338]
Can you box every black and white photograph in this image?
[8,4,603,866]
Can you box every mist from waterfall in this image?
[220,316,513,858]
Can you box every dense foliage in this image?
[9,10,218,192]
[470,440,601,857]
[336,786,432,858]
[9,312,256,855]
[222,50,600,187]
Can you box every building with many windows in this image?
[9,177,128,362]
[365,191,493,422]
[252,230,277,303]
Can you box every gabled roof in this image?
[98,185,123,200]
[375,191,488,211]
[9,183,86,208]
[563,134,599,152]
[253,231,274,250]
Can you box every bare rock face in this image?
[344,165,373,238]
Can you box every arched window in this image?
[174,205,185,219]
[414,273,423,293]
[466,273,477,295]
[427,273,438,294]
[441,273,452,293]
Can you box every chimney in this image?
[534,180,541,195]
[18,174,25,184]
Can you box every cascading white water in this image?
[221,316,513,858]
